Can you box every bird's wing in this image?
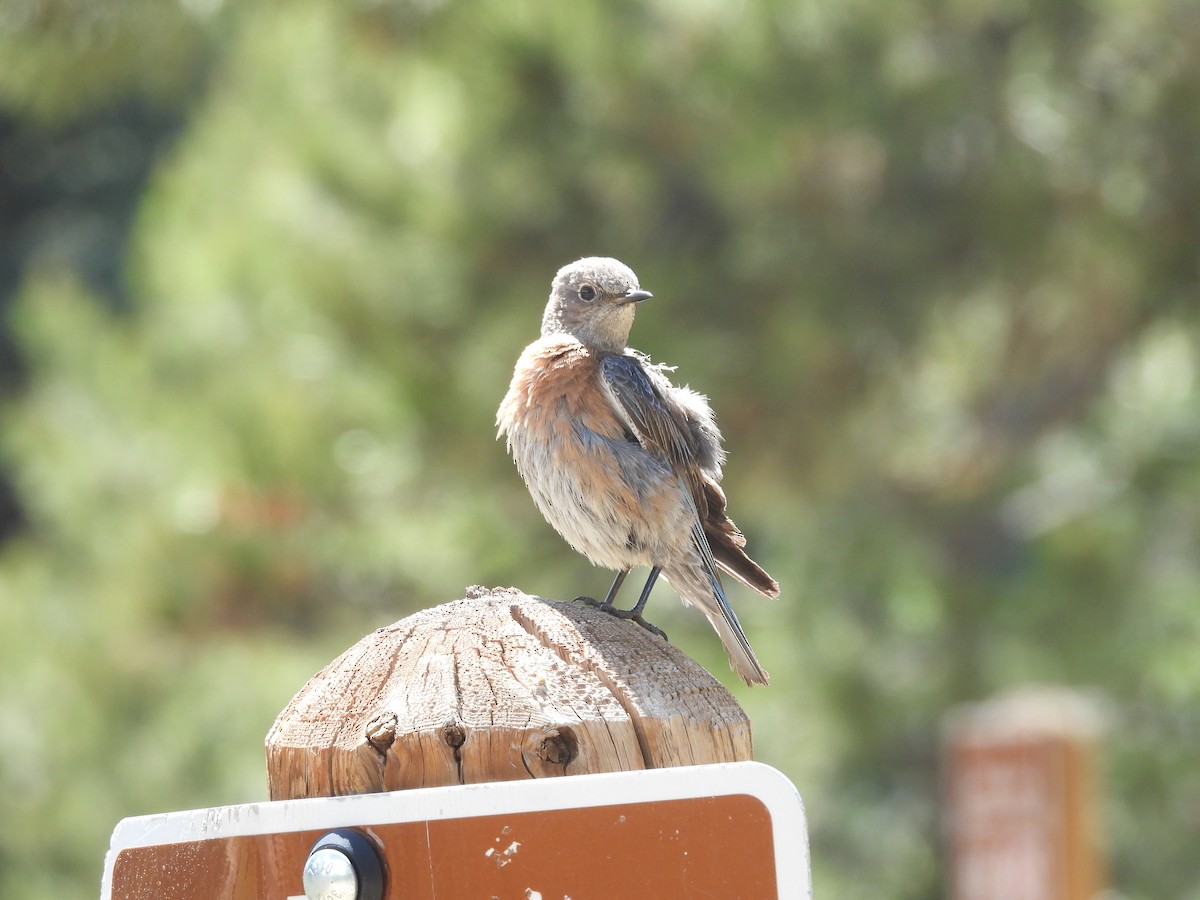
[598,353,706,508]
[601,353,780,600]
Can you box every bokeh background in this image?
[1,0,1198,896]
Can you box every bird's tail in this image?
[664,525,769,686]
[702,480,780,598]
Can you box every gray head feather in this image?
[541,257,651,352]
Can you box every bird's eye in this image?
[578,285,596,302]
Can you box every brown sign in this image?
[103,761,811,899]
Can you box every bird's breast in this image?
[497,338,625,445]
[498,338,685,567]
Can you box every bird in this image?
[496,257,779,685]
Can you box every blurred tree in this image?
[0,0,1198,897]
[0,0,209,546]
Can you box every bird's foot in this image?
[612,608,669,641]
[574,596,668,641]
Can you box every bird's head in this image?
[540,257,652,351]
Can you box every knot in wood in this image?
[366,713,397,754]
[540,727,578,765]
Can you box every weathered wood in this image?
[266,586,753,800]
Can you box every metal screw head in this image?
[301,829,385,900]
[302,846,360,900]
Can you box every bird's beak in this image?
[622,289,653,304]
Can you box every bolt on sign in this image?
[101,761,812,900]
[942,687,1107,900]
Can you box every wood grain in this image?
[266,586,753,800]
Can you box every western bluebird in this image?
[497,257,779,685]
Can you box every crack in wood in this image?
[508,601,657,768]
[449,647,465,785]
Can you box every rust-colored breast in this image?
[498,337,624,442]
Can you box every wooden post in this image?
[266,585,754,801]
[104,586,809,899]
[942,687,1107,900]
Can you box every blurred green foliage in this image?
[1,0,1198,896]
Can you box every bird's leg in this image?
[574,569,628,609]
[601,569,629,608]
[580,567,668,640]
[622,566,668,639]
[628,566,662,617]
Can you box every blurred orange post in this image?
[942,687,1107,900]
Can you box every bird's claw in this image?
[619,611,668,641]
[574,596,668,641]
